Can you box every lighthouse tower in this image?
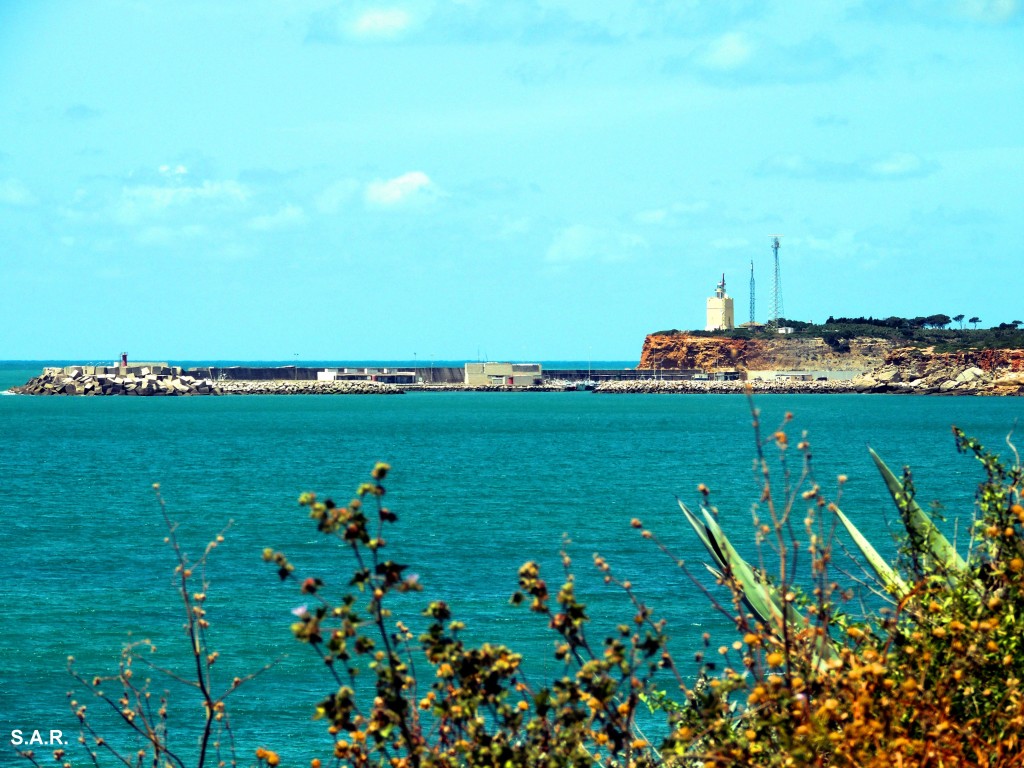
[705,273,735,332]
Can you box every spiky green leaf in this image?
[679,499,839,663]
[868,447,967,574]
[677,499,787,629]
[832,504,910,597]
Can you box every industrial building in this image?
[317,367,417,385]
[464,362,543,387]
[705,274,735,332]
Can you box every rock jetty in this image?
[10,368,403,396]
[595,379,858,394]
[13,367,221,396]
[217,379,402,395]
[406,382,571,392]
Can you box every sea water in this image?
[2,364,1022,762]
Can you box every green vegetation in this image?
[654,315,1024,350]
[18,408,1024,767]
[668,412,1024,765]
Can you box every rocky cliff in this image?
[639,334,895,372]
[638,333,1024,395]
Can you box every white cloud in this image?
[759,153,936,181]
[634,201,709,225]
[158,164,188,177]
[957,0,1019,23]
[249,204,308,231]
[350,8,412,39]
[136,224,208,245]
[761,154,812,175]
[365,171,438,207]
[868,152,932,178]
[546,225,647,264]
[495,216,531,238]
[634,209,668,225]
[794,230,862,261]
[700,32,753,71]
[117,179,249,223]
[316,179,360,214]
[0,178,36,206]
[674,201,710,214]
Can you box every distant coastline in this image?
[5,359,1022,396]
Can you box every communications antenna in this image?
[768,235,784,327]
[749,260,755,325]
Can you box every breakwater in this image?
[13,367,220,396]
[594,379,858,394]
[217,379,402,395]
[10,368,403,396]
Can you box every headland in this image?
[636,332,1024,395]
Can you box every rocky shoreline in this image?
[849,354,1024,396]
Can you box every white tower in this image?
[705,273,735,332]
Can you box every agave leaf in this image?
[868,447,967,574]
[832,504,910,597]
[677,498,786,628]
[681,500,839,663]
[677,498,728,573]
[700,509,788,615]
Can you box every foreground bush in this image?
[262,462,679,768]
[19,408,1024,767]
[654,419,1024,766]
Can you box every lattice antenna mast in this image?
[749,260,755,324]
[769,235,784,327]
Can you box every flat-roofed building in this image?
[318,367,417,385]
[464,362,543,387]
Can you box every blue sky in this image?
[1,1,1021,361]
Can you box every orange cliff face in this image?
[640,334,749,371]
[637,333,1024,394]
[639,333,897,372]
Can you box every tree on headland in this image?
[970,315,981,329]
[953,313,965,329]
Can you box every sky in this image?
[0,0,1021,362]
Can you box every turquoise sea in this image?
[2,361,1023,764]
